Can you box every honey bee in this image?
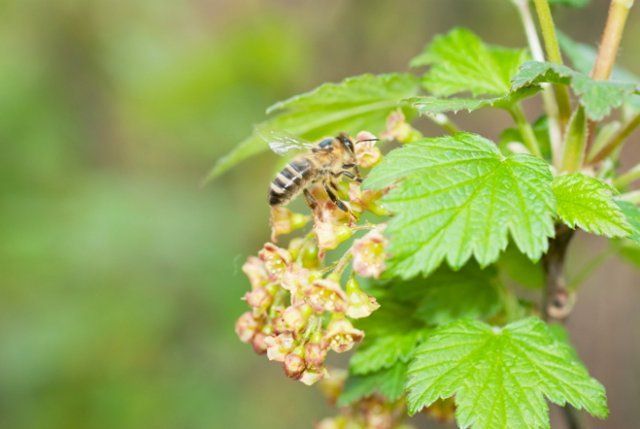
[259,128,376,213]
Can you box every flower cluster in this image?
[235,131,390,386]
[315,371,415,429]
[236,241,381,385]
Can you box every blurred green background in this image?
[0,1,638,428]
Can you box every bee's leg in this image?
[303,189,318,211]
[323,181,350,212]
[334,168,363,183]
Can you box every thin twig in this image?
[542,224,575,322]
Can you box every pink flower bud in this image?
[283,347,306,379]
[314,221,353,252]
[345,277,380,319]
[270,206,311,242]
[264,332,296,362]
[235,311,260,343]
[351,226,388,279]
[242,256,269,289]
[281,303,313,333]
[323,317,364,353]
[251,331,269,355]
[381,109,421,144]
[304,333,328,367]
[243,286,273,314]
[299,366,328,386]
[305,278,348,314]
[281,264,313,299]
[259,243,292,281]
[355,131,382,168]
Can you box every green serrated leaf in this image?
[206,73,419,179]
[411,28,528,98]
[616,200,640,243]
[414,264,502,325]
[558,32,640,116]
[405,86,539,115]
[407,318,608,428]
[511,61,637,121]
[365,133,555,278]
[553,174,631,237]
[350,331,423,375]
[560,106,587,172]
[338,362,408,406]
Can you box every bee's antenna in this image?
[356,138,380,143]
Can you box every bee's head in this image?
[336,133,355,154]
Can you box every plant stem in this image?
[512,0,563,164]
[588,112,640,163]
[542,224,574,322]
[509,104,543,157]
[532,0,572,126]
[592,0,636,81]
[585,0,635,157]
[613,163,640,188]
[425,112,459,135]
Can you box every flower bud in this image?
[235,311,260,343]
[351,226,388,279]
[355,131,382,168]
[323,316,364,353]
[281,264,312,298]
[381,109,421,144]
[299,366,328,386]
[281,303,313,333]
[259,243,292,280]
[315,221,354,252]
[305,278,348,314]
[243,286,273,314]
[242,256,269,289]
[304,331,328,367]
[345,277,380,319]
[270,206,311,242]
[264,332,296,362]
[251,331,269,355]
[283,346,306,379]
[300,240,321,269]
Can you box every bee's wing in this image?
[255,126,314,155]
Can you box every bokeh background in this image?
[1,1,639,428]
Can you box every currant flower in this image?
[345,277,379,319]
[351,225,388,279]
[305,277,348,313]
[270,206,311,242]
[323,316,364,353]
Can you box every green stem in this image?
[425,112,459,135]
[512,0,562,163]
[588,112,640,163]
[592,0,636,81]
[613,163,640,188]
[532,0,572,125]
[509,104,543,157]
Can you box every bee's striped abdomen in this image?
[269,158,312,206]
